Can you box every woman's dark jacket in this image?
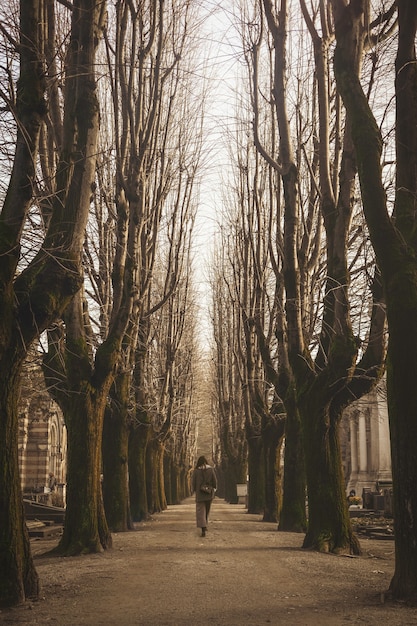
[192,464,217,502]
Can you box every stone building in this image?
[18,352,67,506]
[341,380,392,500]
[19,396,67,502]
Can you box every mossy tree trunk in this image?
[102,372,132,532]
[59,387,111,554]
[279,388,306,532]
[301,392,360,553]
[129,419,151,522]
[262,409,285,523]
[146,437,167,514]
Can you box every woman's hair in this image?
[196,455,208,468]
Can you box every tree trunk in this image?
[1,0,104,603]
[279,395,306,532]
[218,416,247,503]
[102,373,132,532]
[128,420,150,522]
[222,458,247,504]
[262,420,285,523]
[0,0,45,606]
[180,465,189,500]
[387,302,417,602]
[0,363,39,606]
[43,294,118,557]
[146,438,167,514]
[332,0,417,600]
[301,398,360,554]
[247,437,264,514]
[387,0,417,603]
[256,321,307,531]
[164,456,182,505]
[163,454,173,504]
[56,391,111,555]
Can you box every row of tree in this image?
[0,0,207,607]
[1,0,417,610]
[210,0,417,605]
[213,0,386,537]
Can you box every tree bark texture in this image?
[129,420,151,522]
[279,392,306,532]
[146,438,167,515]
[102,374,132,532]
[247,436,265,514]
[163,456,183,505]
[58,390,111,555]
[262,417,285,523]
[301,396,360,554]
[388,2,417,603]
[43,299,114,555]
[163,455,174,505]
[0,364,39,606]
[0,0,46,604]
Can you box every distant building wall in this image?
[341,379,392,497]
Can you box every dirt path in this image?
[2,498,416,625]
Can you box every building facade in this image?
[18,354,67,506]
[341,380,392,499]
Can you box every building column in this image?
[375,387,392,484]
[350,416,358,479]
[358,412,368,474]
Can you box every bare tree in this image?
[41,0,204,545]
[162,284,200,505]
[0,0,105,605]
[331,0,417,603]
[142,198,197,515]
[210,246,248,503]
[97,0,205,525]
[243,0,387,552]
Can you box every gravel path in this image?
[2,498,416,625]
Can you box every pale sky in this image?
[193,3,243,344]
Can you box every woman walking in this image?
[192,456,217,537]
